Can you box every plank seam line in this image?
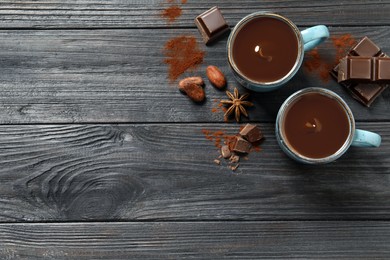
[0,219,390,225]
[0,24,388,31]
[0,120,387,126]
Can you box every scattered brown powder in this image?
[161,5,182,23]
[304,48,322,72]
[163,35,205,82]
[331,34,357,64]
[211,98,227,114]
[201,129,235,149]
[202,125,264,172]
[303,34,356,82]
[162,0,187,23]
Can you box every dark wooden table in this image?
[0,1,389,259]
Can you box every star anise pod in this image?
[220,88,254,122]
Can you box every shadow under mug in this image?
[275,88,382,164]
[227,12,329,92]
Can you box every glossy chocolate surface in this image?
[282,92,350,159]
[232,16,299,83]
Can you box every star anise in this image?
[220,88,254,122]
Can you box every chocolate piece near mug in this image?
[338,56,390,82]
[350,36,384,57]
[331,65,386,107]
[376,57,390,81]
[331,36,389,107]
[195,6,229,44]
[239,124,263,143]
[232,136,251,154]
[229,154,240,163]
[338,56,371,82]
[221,145,231,159]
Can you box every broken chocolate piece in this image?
[221,145,231,159]
[338,56,372,82]
[331,65,386,107]
[331,36,389,107]
[232,137,251,154]
[239,124,263,143]
[352,84,385,104]
[229,154,240,163]
[350,36,383,57]
[338,56,390,83]
[195,6,230,45]
[229,163,239,171]
[376,57,390,81]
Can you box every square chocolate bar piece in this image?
[239,124,263,143]
[351,36,382,57]
[331,65,386,107]
[331,36,389,107]
[195,6,229,45]
[232,137,251,154]
[376,57,390,81]
[338,56,372,82]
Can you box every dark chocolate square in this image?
[351,36,381,57]
[239,124,263,143]
[376,58,390,81]
[348,57,372,81]
[351,84,384,104]
[195,6,229,44]
[232,136,251,154]
[331,36,389,107]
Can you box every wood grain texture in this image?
[0,221,389,259]
[0,0,389,28]
[0,123,388,222]
[0,27,389,123]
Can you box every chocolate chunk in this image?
[338,57,371,82]
[338,56,390,83]
[350,36,382,57]
[221,145,231,159]
[229,163,239,171]
[331,36,389,107]
[232,137,251,154]
[340,56,372,81]
[229,154,240,163]
[376,57,390,81]
[351,84,385,104]
[239,124,263,143]
[195,6,230,45]
[331,65,386,107]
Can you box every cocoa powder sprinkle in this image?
[303,34,356,83]
[161,5,182,23]
[163,36,205,82]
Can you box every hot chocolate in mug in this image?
[275,88,381,164]
[227,12,329,92]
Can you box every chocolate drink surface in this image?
[232,17,299,83]
[282,92,350,159]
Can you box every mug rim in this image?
[276,87,356,164]
[227,12,304,91]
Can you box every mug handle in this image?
[351,129,381,147]
[301,25,330,51]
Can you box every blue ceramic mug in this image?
[227,12,329,92]
[275,88,381,164]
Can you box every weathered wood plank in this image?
[0,221,389,259]
[0,0,389,28]
[0,27,389,123]
[0,123,388,222]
